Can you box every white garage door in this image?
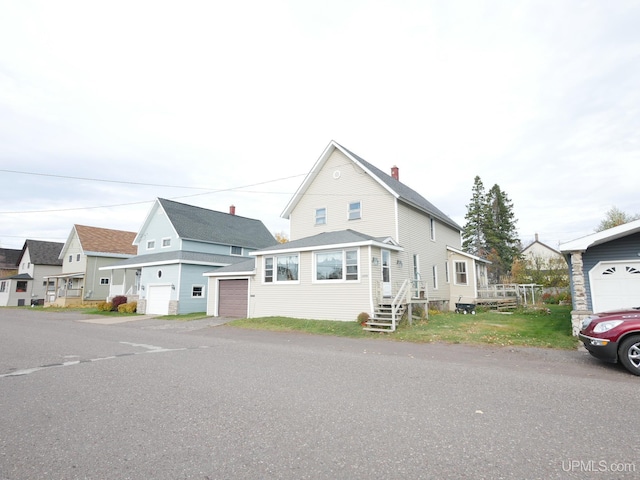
[219,279,248,317]
[590,261,640,313]
[146,285,171,315]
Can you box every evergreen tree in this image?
[485,184,521,282]
[462,177,521,283]
[462,176,487,256]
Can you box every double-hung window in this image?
[348,201,361,220]
[455,261,468,285]
[315,249,359,281]
[315,208,327,225]
[192,285,204,297]
[264,255,299,283]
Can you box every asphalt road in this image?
[0,308,638,480]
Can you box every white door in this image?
[146,285,171,315]
[382,250,391,297]
[590,261,640,312]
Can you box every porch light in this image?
[372,257,379,266]
[397,260,403,267]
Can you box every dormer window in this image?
[315,208,326,225]
[162,238,171,248]
[348,201,361,220]
[147,240,155,250]
[231,246,243,256]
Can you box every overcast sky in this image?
[1,0,638,252]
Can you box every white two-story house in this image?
[206,141,487,327]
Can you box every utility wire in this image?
[0,168,303,190]
[0,173,307,214]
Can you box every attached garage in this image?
[560,219,640,335]
[590,261,640,313]
[146,285,171,315]
[218,279,248,317]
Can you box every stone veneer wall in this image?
[569,251,592,336]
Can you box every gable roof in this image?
[21,240,64,266]
[63,225,137,258]
[521,239,561,256]
[0,248,22,268]
[135,198,276,250]
[447,246,492,264]
[281,141,462,231]
[252,229,403,255]
[559,219,640,252]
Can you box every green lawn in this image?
[27,304,578,349]
[229,305,578,350]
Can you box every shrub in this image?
[118,301,137,314]
[111,295,128,311]
[97,301,113,312]
[357,312,370,325]
[542,291,572,305]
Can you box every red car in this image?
[579,307,640,376]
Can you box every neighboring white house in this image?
[522,233,563,264]
[206,141,485,323]
[559,219,640,335]
[0,240,63,307]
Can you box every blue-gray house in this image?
[101,198,276,315]
[559,218,640,335]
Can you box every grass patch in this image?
[24,307,210,321]
[229,305,578,349]
[230,316,368,337]
[153,312,211,321]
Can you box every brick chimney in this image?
[229,205,236,215]
[391,165,399,180]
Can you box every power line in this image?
[0,169,213,189]
[0,173,307,214]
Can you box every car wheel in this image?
[618,335,640,376]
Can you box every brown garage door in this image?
[219,279,248,317]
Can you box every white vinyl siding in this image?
[289,150,395,240]
[250,249,370,321]
[397,204,461,302]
